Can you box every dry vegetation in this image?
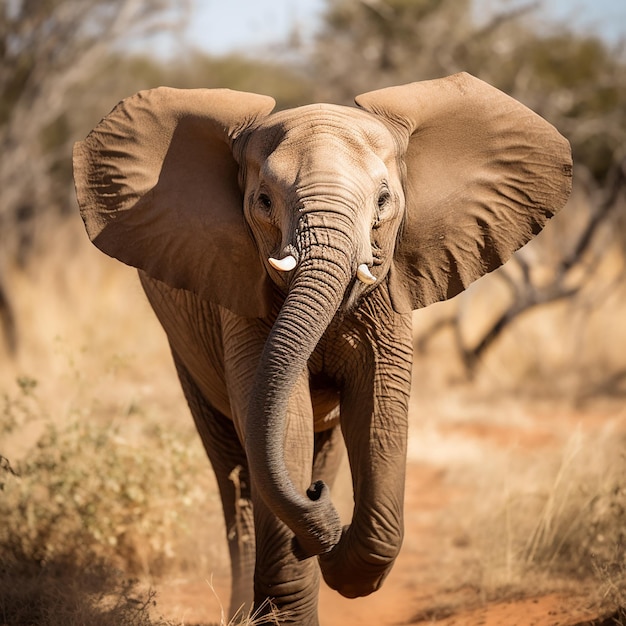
[2,205,626,624]
[0,222,284,625]
[2,0,626,624]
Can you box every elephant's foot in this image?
[252,594,319,626]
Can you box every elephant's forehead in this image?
[254,104,395,154]
[249,104,396,183]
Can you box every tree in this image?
[312,0,626,393]
[0,0,190,353]
[421,25,626,388]
[310,0,541,102]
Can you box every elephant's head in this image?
[73,73,572,581]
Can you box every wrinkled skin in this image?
[73,73,572,625]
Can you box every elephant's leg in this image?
[319,300,413,599]
[172,352,255,619]
[251,493,320,625]
[250,371,321,626]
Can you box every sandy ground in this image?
[153,397,620,626]
[154,461,597,626]
[5,229,625,626]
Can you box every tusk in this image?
[356,264,377,285]
[269,255,297,272]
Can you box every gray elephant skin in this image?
[73,72,572,625]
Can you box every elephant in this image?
[73,72,572,625]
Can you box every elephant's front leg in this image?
[319,305,413,599]
[250,370,321,626]
[171,351,255,618]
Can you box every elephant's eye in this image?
[377,190,391,209]
[258,193,272,211]
[375,189,392,224]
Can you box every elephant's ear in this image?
[73,87,276,317]
[355,72,573,313]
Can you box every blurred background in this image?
[1,1,626,625]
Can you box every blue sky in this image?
[183,0,626,55]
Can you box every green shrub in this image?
[0,370,279,623]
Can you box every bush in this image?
[0,375,241,624]
[0,555,171,626]
[0,377,218,577]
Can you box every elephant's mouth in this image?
[341,279,367,313]
[342,265,383,311]
[273,264,376,314]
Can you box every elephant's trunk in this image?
[245,220,355,557]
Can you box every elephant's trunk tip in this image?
[292,480,342,560]
[306,480,327,502]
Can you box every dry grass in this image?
[480,423,626,584]
[3,216,626,623]
[0,219,288,625]
[1,219,181,417]
[0,555,170,626]
[400,397,626,624]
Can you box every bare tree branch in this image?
[0,0,190,353]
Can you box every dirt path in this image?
[155,462,598,626]
[155,463,444,625]
[154,403,618,625]
[320,461,596,626]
